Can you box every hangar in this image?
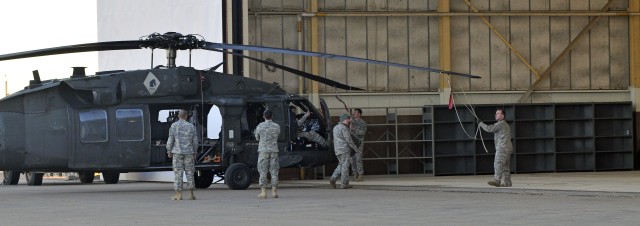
[236,0,640,177]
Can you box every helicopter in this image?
[0,32,479,189]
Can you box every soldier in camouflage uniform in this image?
[167,109,198,200]
[254,109,281,199]
[479,109,513,187]
[349,109,367,182]
[330,114,360,189]
[297,111,328,148]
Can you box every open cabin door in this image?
[319,98,332,142]
[69,106,150,169]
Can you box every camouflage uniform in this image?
[330,122,359,187]
[255,119,281,188]
[479,120,513,187]
[297,113,328,147]
[350,117,367,176]
[166,119,198,191]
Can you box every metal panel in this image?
[282,15,299,93]
[469,0,490,91]
[322,0,345,11]
[489,0,511,90]
[282,0,303,10]
[260,0,282,11]
[346,0,366,10]
[347,17,368,90]
[367,16,389,91]
[570,0,590,89]
[450,1,470,91]
[248,14,259,79]
[509,0,531,90]
[428,1,440,91]
[261,15,284,85]
[550,0,570,89]
[388,20,409,91]
[609,16,630,89]
[530,0,551,90]
[324,17,347,91]
[408,0,430,91]
[590,0,611,90]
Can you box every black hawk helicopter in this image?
[0,32,479,189]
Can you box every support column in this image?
[438,0,452,104]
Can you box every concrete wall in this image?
[248,0,631,98]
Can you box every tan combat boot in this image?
[171,191,182,200]
[487,180,501,187]
[271,187,278,198]
[355,175,364,182]
[187,190,196,200]
[258,188,267,199]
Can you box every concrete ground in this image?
[1,171,639,225]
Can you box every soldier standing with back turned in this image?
[330,114,360,189]
[350,108,367,182]
[167,109,198,200]
[254,109,281,199]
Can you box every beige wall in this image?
[248,0,630,96]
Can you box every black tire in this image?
[194,170,214,189]
[224,163,252,190]
[25,172,44,186]
[78,172,95,184]
[2,171,20,185]
[102,172,120,184]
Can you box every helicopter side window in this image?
[116,109,144,141]
[79,110,108,143]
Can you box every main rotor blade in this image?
[208,48,364,91]
[203,42,481,79]
[0,41,145,61]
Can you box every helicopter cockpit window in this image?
[116,109,144,141]
[79,110,108,143]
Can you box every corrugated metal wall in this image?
[248,0,630,93]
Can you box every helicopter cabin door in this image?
[70,106,150,169]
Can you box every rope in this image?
[446,78,490,153]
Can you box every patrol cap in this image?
[339,113,350,122]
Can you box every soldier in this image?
[479,109,513,187]
[166,109,198,200]
[349,108,367,182]
[297,111,328,148]
[330,113,360,189]
[254,109,281,199]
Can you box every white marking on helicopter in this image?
[143,72,160,95]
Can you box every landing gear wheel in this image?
[25,172,44,186]
[2,171,20,185]
[102,172,120,184]
[194,170,214,189]
[78,172,95,184]
[224,163,252,190]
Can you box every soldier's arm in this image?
[343,127,359,151]
[192,126,198,153]
[254,124,261,141]
[166,124,175,153]
[297,112,310,127]
[479,121,503,133]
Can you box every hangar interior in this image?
[221,0,640,176]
